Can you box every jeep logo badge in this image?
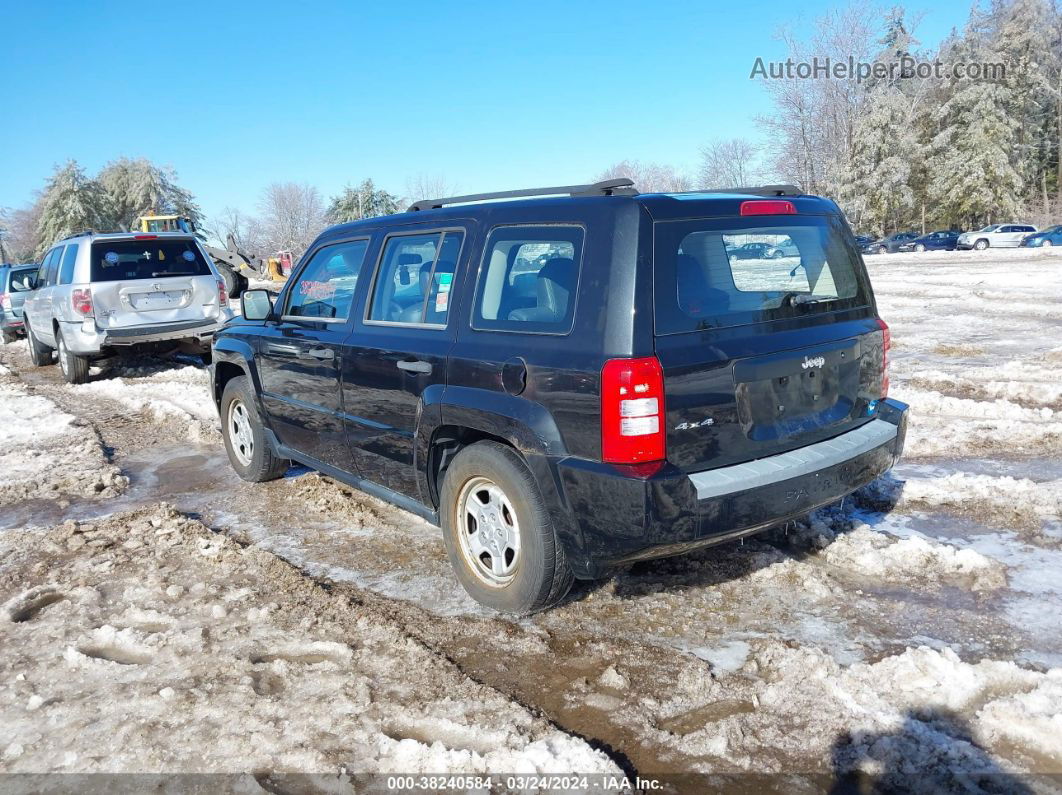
[152,283,163,292]
[801,355,826,370]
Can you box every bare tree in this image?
[404,173,458,206]
[256,182,325,256]
[0,198,44,262]
[756,1,882,192]
[595,160,692,192]
[205,206,265,254]
[698,139,765,188]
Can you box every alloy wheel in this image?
[227,399,255,467]
[456,476,521,587]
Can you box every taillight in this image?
[218,281,228,307]
[0,294,10,311]
[601,357,666,464]
[877,317,890,398]
[71,288,93,316]
[740,199,796,216]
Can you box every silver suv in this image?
[22,231,234,383]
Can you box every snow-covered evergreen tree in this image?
[35,161,110,257]
[836,87,920,235]
[97,157,202,231]
[326,180,400,223]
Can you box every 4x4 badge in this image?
[675,417,715,431]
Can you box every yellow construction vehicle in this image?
[132,214,286,297]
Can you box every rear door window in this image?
[7,268,37,292]
[654,215,871,334]
[89,239,212,282]
[472,225,584,334]
[367,230,464,326]
[58,243,79,284]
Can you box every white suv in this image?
[957,223,1037,250]
[22,231,234,383]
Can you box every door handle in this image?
[300,347,335,361]
[396,359,432,374]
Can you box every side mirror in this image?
[241,289,273,321]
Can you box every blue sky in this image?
[0,0,969,222]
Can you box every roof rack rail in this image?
[409,178,637,212]
[59,229,97,241]
[700,184,803,197]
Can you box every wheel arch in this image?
[417,387,587,571]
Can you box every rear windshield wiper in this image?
[151,271,196,277]
[781,292,834,307]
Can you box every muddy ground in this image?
[2,248,1061,793]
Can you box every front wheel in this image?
[915,243,926,252]
[440,441,574,614]
[1042,240,1052,248]
[974,239,989,250]
[878,245,888,255]
[221,375,289,482]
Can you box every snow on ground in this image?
[0,247,1060,783]
[0,505,619,775]
[0,373,126,506]
[72,363,219,441]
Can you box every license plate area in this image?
[733,340,861,440]
[126,290,190,311]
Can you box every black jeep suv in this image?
[211,179,908,613]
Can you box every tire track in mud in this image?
[0,344,654,779]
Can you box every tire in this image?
[220,375,289,482]
[25,320,54,367]
[219,267,240,299]
[878,245,888,255]
[1042,240,1052,248]
[440,441,574,614]
[2,329,16,345]
[974,239,989,251]
[915,243,925,252]
[56,330,90,384]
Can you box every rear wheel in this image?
[56,330,90,384]
[974,239,989,250]
[221,375,289,482]
[440,441,573,614]
[25,320,53,367]
[2,329,16,345]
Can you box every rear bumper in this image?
[60,317,225,354]
[554,399,909,577]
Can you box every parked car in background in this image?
[22,231,234,383]
[957,224,1037,250]
[212,179,908,613]
[1019,224,1062,248]
[897,230,960,253]
[853,235,875,249]
[863,232,919,254]
[726,242,770,259]
[1,263,38,343]
[764,237,800,258]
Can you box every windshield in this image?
[978,225,1001,232]
[90,239,212,282]
[6,268,36,291]
[654,214,871,334]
